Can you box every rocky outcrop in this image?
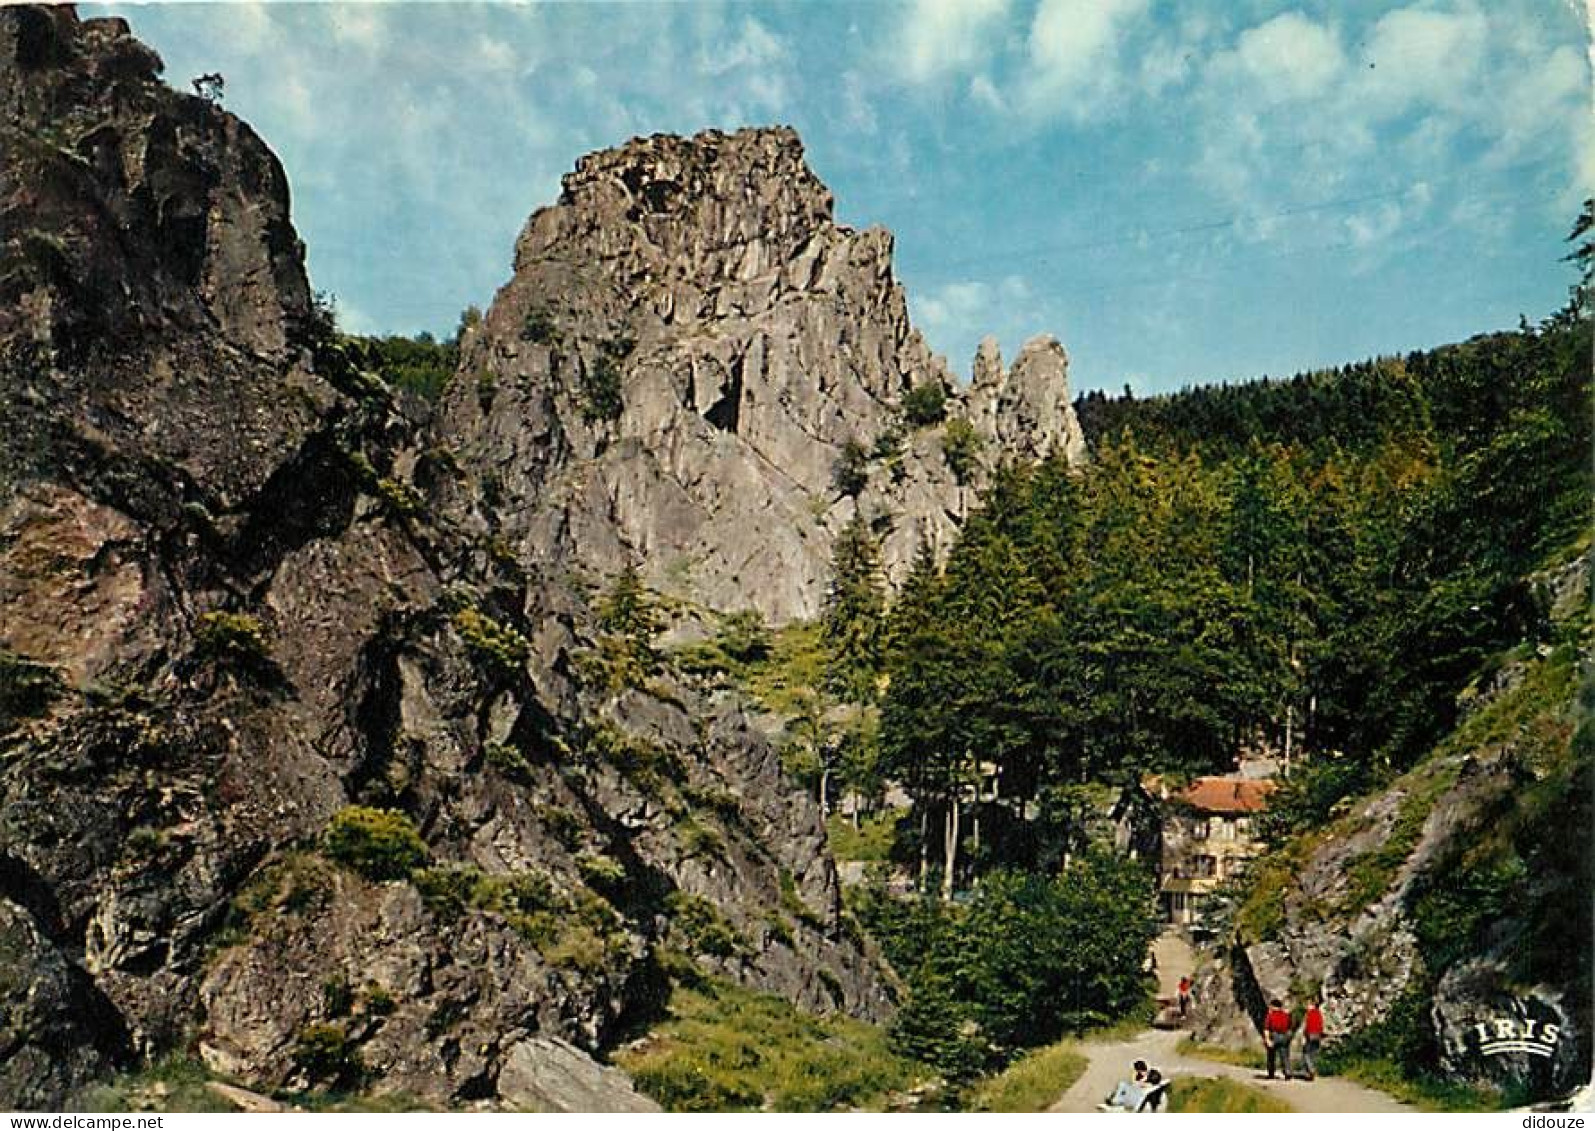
[1188,569,1592,1104]
[497,1037,660,1112]
[0,8,898,1111]
[965,335,1087,466]
[439,127,1085,623]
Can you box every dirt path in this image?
[1052,931,1411,1113]
[1049,1027,1413,1113]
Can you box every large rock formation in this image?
[439,127,1085,623]
[1,8,931,1110]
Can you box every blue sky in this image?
[90,1,1592,395]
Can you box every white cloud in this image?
[328,5,388,53]
[969,73,1006,112]
[706,16,788,75]
[1020,0,1149,115]
[897,0,1011,84]
[1350,7,1486,117]
[1211,11,1344,103]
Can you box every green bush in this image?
[903,382,949,426]
[616,979,920,1111]
[195,611,271,666]
[884,855,1157,1065]
[576,852,627,891]
[580,351,625,422]
[292,1023,364,1087]
[940,418,983,484]
[666,891,746,958]
[520,307,559,344]
[832,439,870,497]
[452,606,530,676]
[324,806,428,881]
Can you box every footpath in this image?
[1050,932,1413,1114]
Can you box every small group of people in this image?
[1099,1060,1170,1113]
[1262,996,1325,1081]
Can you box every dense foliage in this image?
[861,298,1590,887]
[860,854,1156,1079]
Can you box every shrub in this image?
[322,975,353,1017]
[452,606,530,676]
[902,381,948,426]
[520,307,559,344]
[536,803,584,850]
[832,439,870,497]
[484,741,534,779]
[576,852,627,891]
[324,806,428,881]
[889,967,994,1083]
[666,891,746,958]
[194,611,270,666]
[616,979,920,1112]
[941,418,983,484]
[362,983,396,1016]
[292,1023,363,1087]
[580,349,625,422]
[715,609,771,665]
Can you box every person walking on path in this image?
[1301,998,1325,1081]
[1178,975,1193,1018]
[1263,998,1294,1080]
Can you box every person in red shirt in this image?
[1178,975,1193,1018]
[1263,997,1294,1079]
[1301,997,1326,1080]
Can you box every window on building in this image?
[1191,819,1210,839]
[1194,855,1217,878]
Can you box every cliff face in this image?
[440,127,1084,623]
[1189,553,1591,1103]
[0,9,937,1110]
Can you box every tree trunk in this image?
[918,804,929,894]
[942,798,960,903]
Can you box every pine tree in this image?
[822,516,885,702]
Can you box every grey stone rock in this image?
[496,1036,659,1112]
[1434,959,1584,1100]
[439,127,1085,624]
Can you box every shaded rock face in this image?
[441,127,1085,623]
[1189,603,1592,1103]
[0,8,892,1111]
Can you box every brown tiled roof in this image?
[1176,776,1276,814]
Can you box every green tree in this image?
[822,516,885,702]
[902,381,949,426]
[598,564,660,688]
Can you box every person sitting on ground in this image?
[1138,1068,1171,1112]
[1098,1060,1149,1111]
[1263,997,1294,1080]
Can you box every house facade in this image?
[1115,767,1277,927]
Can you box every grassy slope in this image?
[964,1040,1089,1112]
[613,977,924,1112]
[1169,1077,1293,1113]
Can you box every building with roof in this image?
[1114,764,1277,927]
